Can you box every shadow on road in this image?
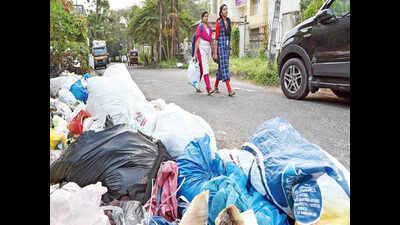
[304,91,350,108]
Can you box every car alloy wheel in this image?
[280,58,309,100]
[283,65,302,94]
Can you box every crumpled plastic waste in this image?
[50,128,66,150]
[179,191,209,225]
[50,182,110,225]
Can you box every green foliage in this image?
[330,0,345,17]
[231,25,240,57]
[258,44,266,59]
[345,2,350,12]
[209,56,279,86]
[50,1,90,74]
[127,0,159,46]
[158,58,188,69]
[139,48,153,65]
[300,0,325,22]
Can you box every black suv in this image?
[277,0,350,99]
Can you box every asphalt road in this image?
[101,63,350,170]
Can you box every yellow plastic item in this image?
[50,128,67,150]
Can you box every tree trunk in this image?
[151,44,154,63]
[268,0,281,67]
[159,0,163,62]
[171,0,176,58]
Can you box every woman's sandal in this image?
[228,90,236,97]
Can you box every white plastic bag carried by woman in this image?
[187,59,201,90]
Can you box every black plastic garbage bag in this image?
[50,124,172,204]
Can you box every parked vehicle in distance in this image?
[92,40,108,70]
[128,49,139,67]
[277,0,350,99]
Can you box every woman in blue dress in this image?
[212,4,236,97]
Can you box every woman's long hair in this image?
[218,4,231,37]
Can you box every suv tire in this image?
[280,58,309,100]
[331,89,350,99]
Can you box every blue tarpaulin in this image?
[241,117,350,224]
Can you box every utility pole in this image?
[268,0,281,67]
[240,15,249,57]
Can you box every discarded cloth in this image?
[144,161,179,222]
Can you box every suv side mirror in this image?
[315,8,336,24]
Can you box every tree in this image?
[267,0,281,67]
[231,25,240,57]
[50,0,90,75]
[126,0,202,62]
[300,0,324,23]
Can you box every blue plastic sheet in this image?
[177,134,289,225]
[176,134,225,203]
[202,161,289,225]
[241,117,350,224]
[69,79,88,103]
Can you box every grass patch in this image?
[157,59,188,69]
[209,56,280,86]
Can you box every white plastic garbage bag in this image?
[187,60,200,89]
[50,75,80,98]
[133,100,159,137]
[152,103,217,159]
[82,117,105,132]
[51,98,73,122]
[150,98,167,111]
[86,66,147,130]
[70,102,87,121]
[103,63,131,80]
[58,88,80,106]
[50,182,110,225]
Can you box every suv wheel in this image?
[280,58,309,100]
[331,89,350,99]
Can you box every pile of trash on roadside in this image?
[50,64,350,225]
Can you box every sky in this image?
[74,0,144,11]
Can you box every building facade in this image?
[209,0,269,56]
[208,0,301,57]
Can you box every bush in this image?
[231,25,240,57]
[209,56,279,86]
[158,58,188,69]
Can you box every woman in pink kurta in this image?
[193,11,215,95]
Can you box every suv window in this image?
[330,0,350,18]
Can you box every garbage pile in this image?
[50,64,350,225]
